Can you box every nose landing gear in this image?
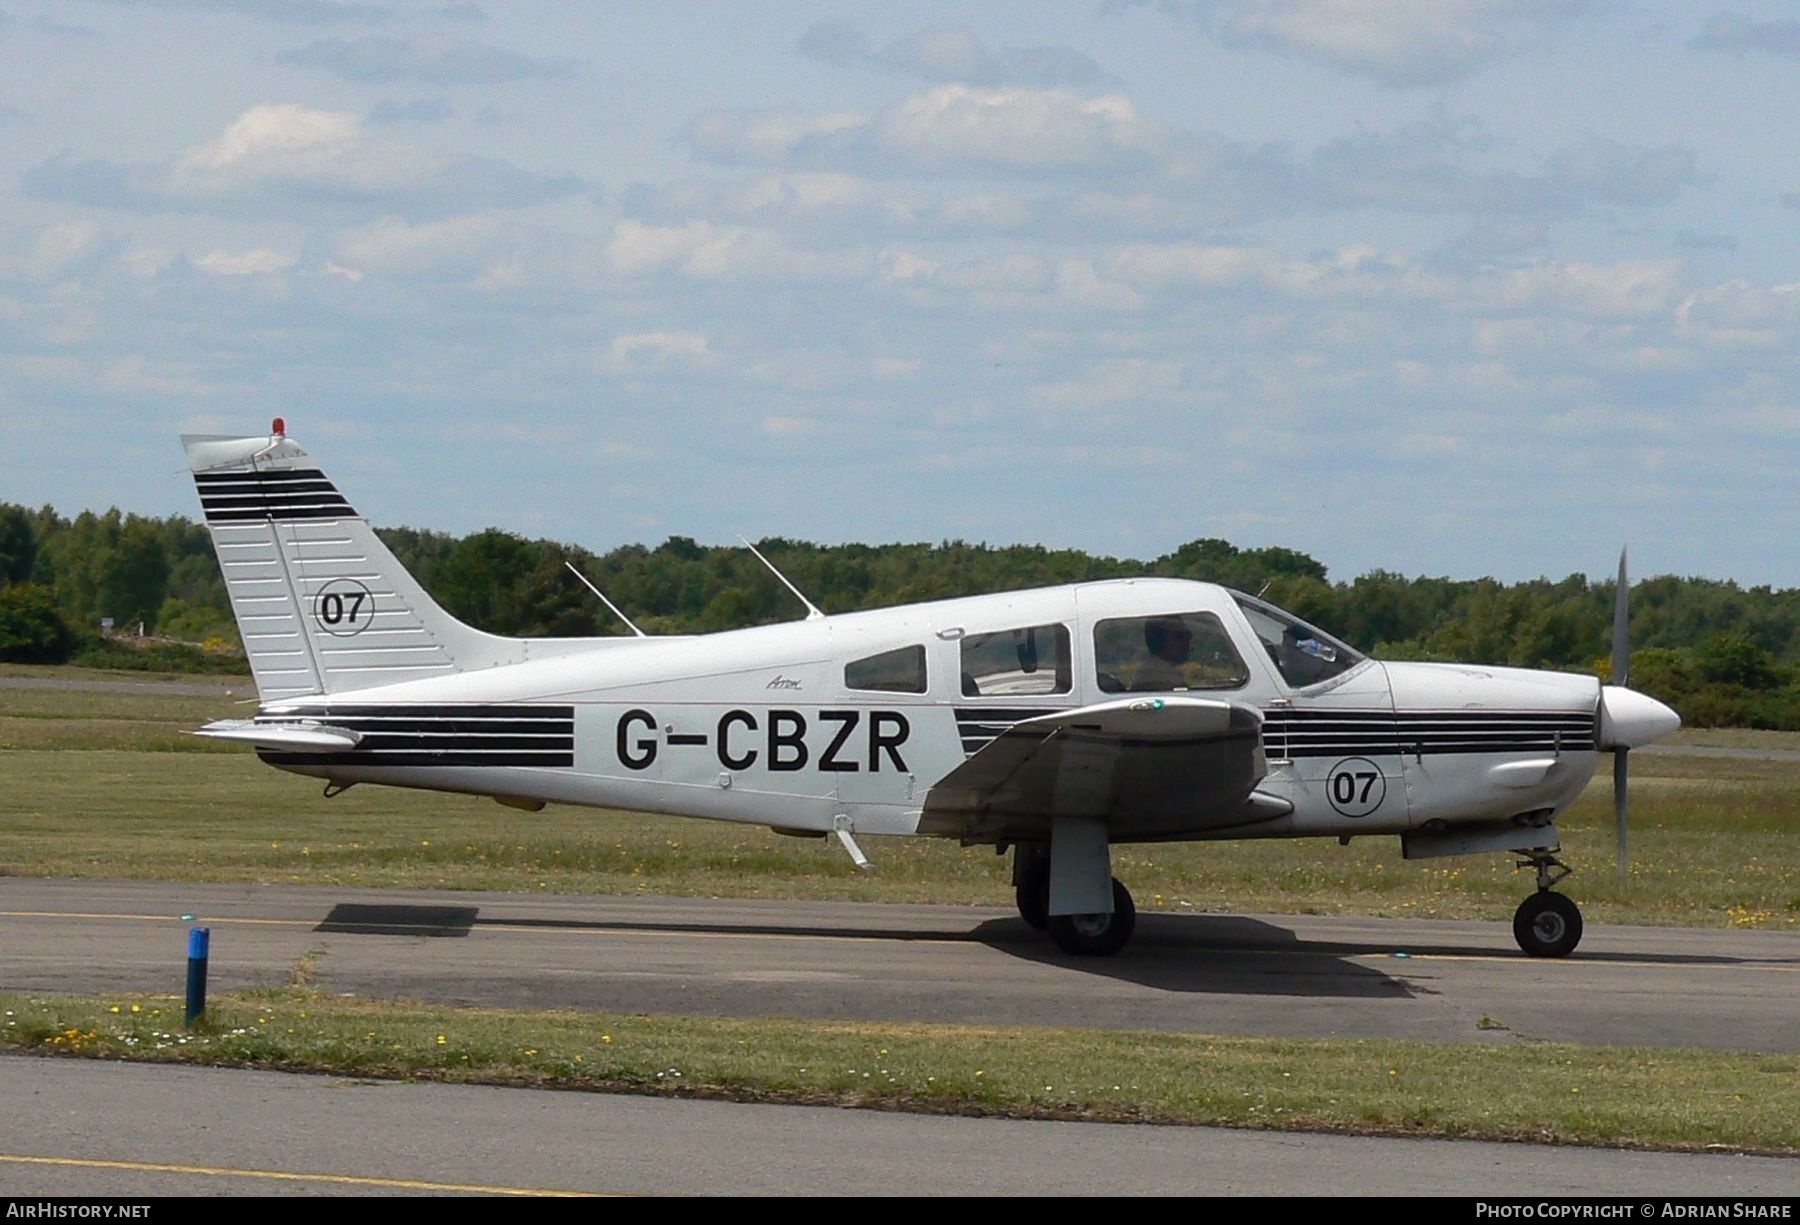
[1513,850,1584,957]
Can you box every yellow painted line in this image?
[0,1152,607,1196]
[0,909,973,946]
[0,911,312,928]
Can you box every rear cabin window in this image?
[845,645,928,694]
[960,624,1072,697]
[1094,612,1248,693]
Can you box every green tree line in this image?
[2,500,1796,728]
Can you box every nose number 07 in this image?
[1326,756,1385,818]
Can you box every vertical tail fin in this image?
[183,429,522,702]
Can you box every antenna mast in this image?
[740,536,824,621]
[563,561,648,637]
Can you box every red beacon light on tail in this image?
[272,418,286,437]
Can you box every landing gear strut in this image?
[1512,850,1583,957]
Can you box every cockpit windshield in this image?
[1230,591,1366,689]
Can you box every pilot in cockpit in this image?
[1134,616,1192,691]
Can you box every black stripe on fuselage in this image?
[951,705,1597,759]
[259,750,571,767]
[1264,708,1596,756]
[254,704,575,768]
[954,706,1060,755]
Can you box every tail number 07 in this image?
[1326,757,1385,818]
[314,579,375,637]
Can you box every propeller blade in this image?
[1611,547,1629,687]
[1614,747,1629,889]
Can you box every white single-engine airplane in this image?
[185,424,1680,958]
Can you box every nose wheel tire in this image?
[1048,879,1136,956]
[1513,891,1583,958]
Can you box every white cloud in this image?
[686,109,867,165]
[121,247,176,279]
[1030,357,1183,411]
[1108,241,1448,303]
[1110,241,1282,290]
[28,221,111,280]
[603,330,715,374]
[275,35,577,83]
[1539,136,1698,208]
[623,173,1038,240]
[1055,259,1145,311]
[872,357,922,380]
[103,354,216,397]
[797,23,1110,89]
[1690,13,1800,59]
[333,214,507,279]
[1215,0,1576,87]
[25,102,580,218]
[689,86,1169,178]
[762,415,819,436]
[1674,280,1800,349]
[1494,260,1682,319]
[170,104,444,200]
[679,99,1692,236]
[193,247,298,275]
[876,86,1163,175]
[943,253,1054,292]
[604,219,862,283]
[180,104,358,174]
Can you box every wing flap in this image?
[920,696,1280,843]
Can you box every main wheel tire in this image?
[1015,865,1050,931]
[1513,891,1583,957]
[1047,878,1136,956]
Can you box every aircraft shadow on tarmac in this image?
[311,903,1416,998]
[973,913,1424,998]
[317,903,479,937]
[311,902,1782,997]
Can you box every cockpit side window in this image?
[960,624,1072,697]
[1093,612,1248,693]
[1231,592,1365,688]
[845,644,928,694]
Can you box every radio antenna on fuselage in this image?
[739,536,824,621]
[563,561,648,637]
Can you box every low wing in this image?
[919,695,1290,844]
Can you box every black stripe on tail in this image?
[194,468,356,523]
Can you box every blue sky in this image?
[1,2,1796,587]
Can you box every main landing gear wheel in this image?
[1048,878,1136,957]
[1015,861,1050,931]
[1513,891,1583,958]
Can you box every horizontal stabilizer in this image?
[193,719,363,752]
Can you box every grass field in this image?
[3,665,1797,1152]
[4,988,1794,1153]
